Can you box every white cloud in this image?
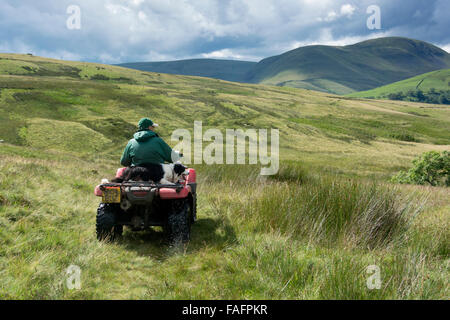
[202,49,242,59]
[105,4,131,15]
[0,0,448,63]
[138,11,147,21]
[340,4,356,17]
[413,10,422,18]
[201,48,260,61]
[287,28,392,50]
[324,4,355,22]
[98,53,121,64]
[324,11,338,22]
[130,0,145,6]
[439,44,450,53]
[0,40,33,55]
[0,39,82,61]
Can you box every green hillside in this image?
[245,37,450,94]
[348,69,450,99]
[0,53,449,299]
[117,59,257,83]
[118,38,450,95]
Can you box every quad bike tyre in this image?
[164,199,192,245]
[96,203,123,241]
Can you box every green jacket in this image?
[120,130,173,166]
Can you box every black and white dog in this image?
[111,162,188,184]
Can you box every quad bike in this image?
[93,167,197,244]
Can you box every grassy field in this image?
[0,53,449,299]
[348,69,450,99]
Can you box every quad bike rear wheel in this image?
[96,203,123,241]
[164,199,192,245]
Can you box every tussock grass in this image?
[239,178,425,249]
[200,163,427,249]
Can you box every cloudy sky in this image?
[0,0,449,63]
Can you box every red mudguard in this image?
[158,186,190,199]
[94,184,103,196]
[186,168,196,184]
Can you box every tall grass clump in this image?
[198,161,311,185]
[267,161,311,184]
[198,164,262,184]
[236,176,427,249]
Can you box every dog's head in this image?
[173,163,188,181]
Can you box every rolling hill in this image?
[117,59,257,83]
[347,69,450,99]
[245,37,450,94]
[116,37,450,95]
[0,53,449,299]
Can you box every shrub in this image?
[438,94,450,105]
[90,74,110,80]
[389,132,418,142]
[387,92,405,100]
[387,89,450,105]
[391,151,450,186]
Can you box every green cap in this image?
[138,118,159,130]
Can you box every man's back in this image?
[120,130,173,167]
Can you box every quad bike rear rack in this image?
[99,182,185,192]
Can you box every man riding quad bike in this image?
[93,118,197,244]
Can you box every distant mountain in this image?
[116,37,450,95]
[116,59,257,83]
[245,37,450,94]
[347,69,450,99]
